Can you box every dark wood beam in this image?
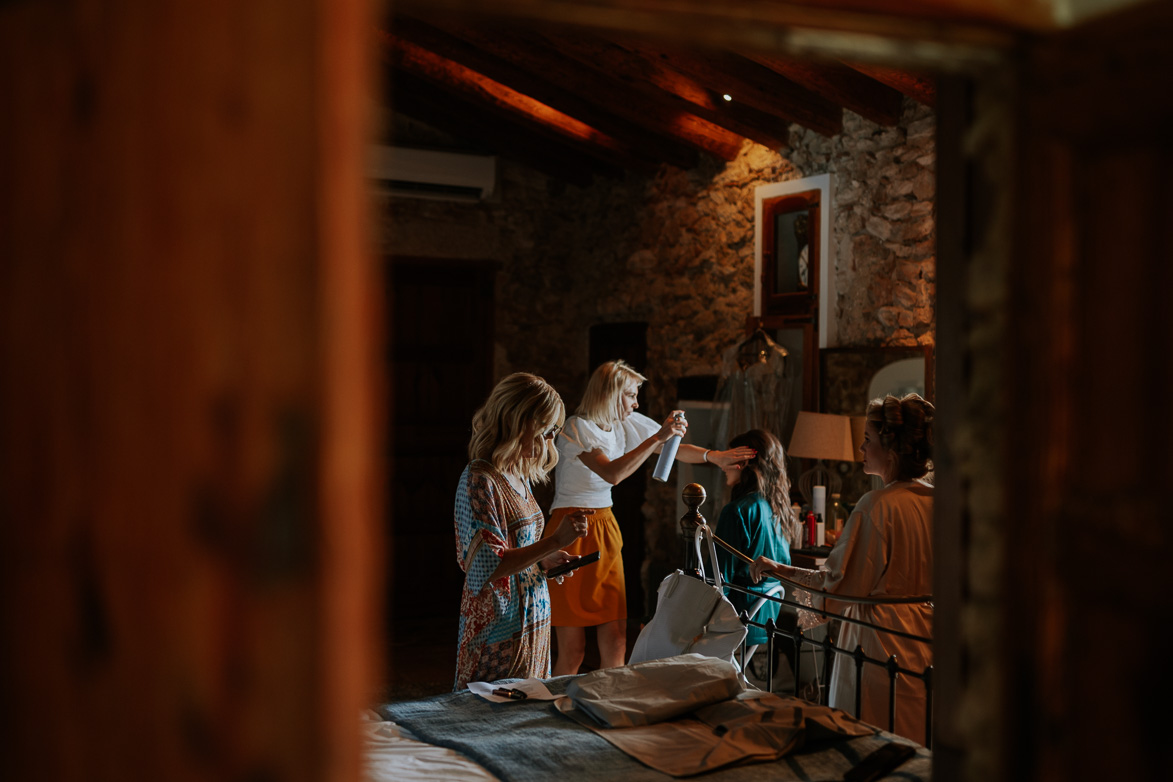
[619,43,844,136]
[432,24,749,160]
[746,53,904,126]
[389,17,699,170]
[392,0,1026,50]
[532,30,791,150]
[381,32,659,173]
[842,61,937,107]
[388,69,615,186]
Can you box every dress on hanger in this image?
[712,329,795,452]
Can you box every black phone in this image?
[546,550,601,578]
[843,742,917,782]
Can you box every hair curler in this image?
[651,412,684,483]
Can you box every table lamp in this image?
[850,415,866,459]
[787,411,862,508]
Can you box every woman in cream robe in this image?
[752,393,934,743]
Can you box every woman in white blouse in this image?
[544,360,755,675]
[751,393,934,742]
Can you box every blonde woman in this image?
[545,360,755,675]
[453,373,592,690]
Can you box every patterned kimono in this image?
[453,459,552,690]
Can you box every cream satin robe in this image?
[787,480,933,742]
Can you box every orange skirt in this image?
[544,506,626,626]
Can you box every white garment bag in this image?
[629,526,748,666]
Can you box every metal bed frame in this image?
[685,513,934,747]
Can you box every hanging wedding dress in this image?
[712,329,796,452]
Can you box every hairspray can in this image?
[651,412,684,483]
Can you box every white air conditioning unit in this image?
[367,145,497,201]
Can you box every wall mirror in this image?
[819,345,934,503]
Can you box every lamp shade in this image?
[788,411,861,462]
[850,416,867,457]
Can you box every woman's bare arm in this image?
[488,510,592,580]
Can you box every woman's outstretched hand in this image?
[541,550,578,583]
[552,509,592,547]
[750,555,782,584]
[655,411,689,443]
[710,446,757,470]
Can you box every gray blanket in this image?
[378,676,930,781]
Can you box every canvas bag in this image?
[562,653,743,728]
[629,525,748,666]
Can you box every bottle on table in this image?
[830,493,846,533]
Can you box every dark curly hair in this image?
[864,393,935,482]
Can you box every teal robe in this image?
[714,493,791,646]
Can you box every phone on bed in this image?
[843,742,916,782]
[546,550,601,579]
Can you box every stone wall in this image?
[382,97,936,602]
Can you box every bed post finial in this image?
[679,483,707,539]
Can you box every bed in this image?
[367,517,934,782]
[369,665,931,782]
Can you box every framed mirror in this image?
[818,345,934,503]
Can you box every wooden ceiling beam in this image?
[745,53,905,126]
[381,32,659,173]
[619,43,845,136]
[532,30,792,151]
[841,61,937,107]
[433,24,749,160]
[388,69,614,187]
[392,0,1026,51]
[389,17,699,170]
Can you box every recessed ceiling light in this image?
[722,94,733,102]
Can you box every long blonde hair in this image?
[576,360,647,427]
[468,373,565,483]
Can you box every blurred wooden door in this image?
[1004,4,1173,781]
[388,258,496,630]
[0,2,378,781]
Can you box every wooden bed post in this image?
[0,2,380,781]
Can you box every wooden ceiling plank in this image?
[434,23,748,160]
[841,61,937,107]
[746,53,904,126]
[532,30,792,150]
[390,17,699,170]
[392,0,1037,49]
[389,69,612,186]
[382,32,659,172]
[620,42,844,136]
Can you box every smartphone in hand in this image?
[546,550,601,578]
